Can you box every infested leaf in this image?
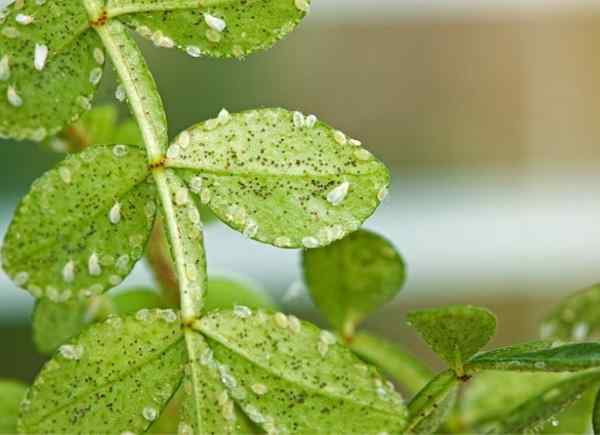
[412,384,458,434]
[114,0,308,59]
[2,145,156,301]
[19,310,186,434]
[179,332,257,434]
[205,275,276,312]
[540,283,600,342]
[481,370,600,434]
[0,380,27,433]
[406,370,457,433]
[349,332,433,395]
[303,229,405,338]
[194,309,408,433]
[407,305,496,374]
[111,287,165,314]
[169,108,389,249]
[0,0,104,141]
[467,342,600,373]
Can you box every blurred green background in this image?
[3,1,600,385]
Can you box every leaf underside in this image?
[1,145,156,300]
[407,305,496,372]
[467,342,600,373]
[303,229,405,335]
[117,0,307,58]
[0,0,103,141]
[169,108,389,249]
[19,311,186,434]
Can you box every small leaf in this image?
[0,0,103,141]
[33,288,165,354]
[169,108,389,249]
[0,380,27,433]
[481,370,600,434]
[194,309,408,433]
[206,276,276,312]
[19,310,186,434]
[349,332,433,395]
[406,370,457,433]
[114,0,308,59]
[467,342,600,373]
[303,229,405,337]
[540,283,600,342]
[2,145,156,300]
[412,385,458,434]
[407,305,496,374]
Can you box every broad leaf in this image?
[169,108,389,249]
[303,229,405,337]
[19,309,186,433]
[206,276,276,312]
[194,309,408,433]
[114,0,308,59]
[467,342,600,373]
[349,332,432,394]
[481,370,600,434]
[0,380,27,433]
[540,283,600,342]
[2,145,156,300]
[33,288,164,354]
[0,0,103,141]
[406,370,457,433]
[407,305,496,373]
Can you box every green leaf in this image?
[349,332,432,395]
[303,229,405,337]
[169,108,389,249]
[462,371,594,434]
[467,342,600,373]
[206,276,276,312]
[194,309,408,433]
[406,370,457,433]
[19,309,186,434]
[2,145,156,300]
[33,288,165,354]
[0,380,27,433]
[179,331,258,434]
[0,0,103,141]
[461,371,569,428]
[114,0,309,59]
[407,305,496,374]
[540,283,600,342]
[481,370,600,434]
[412,385,458,434]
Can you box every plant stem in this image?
[86,12,205,322]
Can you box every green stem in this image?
[86,13,205,322]
[349,332,433,395]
